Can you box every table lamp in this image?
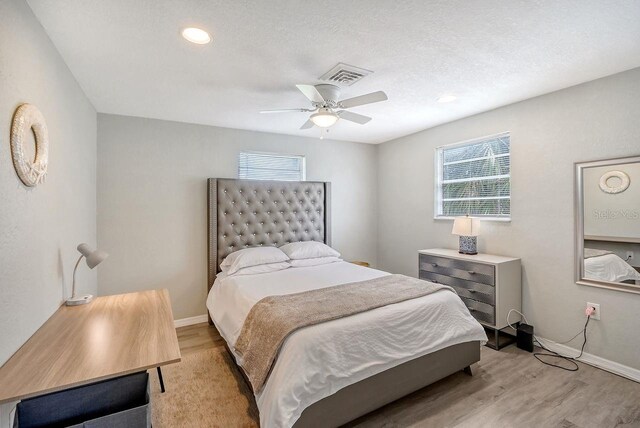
[452,215,481,255]
[66,243,108,306]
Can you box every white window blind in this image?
[238,151,306,181]
[435,133,511,219]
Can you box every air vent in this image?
[319,63,372,86]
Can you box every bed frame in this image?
[207,178,480,427]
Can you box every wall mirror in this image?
[575,155,640,293]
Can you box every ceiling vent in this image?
[319,63,372,86]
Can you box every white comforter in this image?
[207,261,487,428]
[584,253,640,283]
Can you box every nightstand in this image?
[418,248,522,350]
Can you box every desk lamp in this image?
[66,243,108,306]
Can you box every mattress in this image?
[584,253,640,283]
[207,261,487,428]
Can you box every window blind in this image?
[435,133,511,219]
[238,151,306,181]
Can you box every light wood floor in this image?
[177,323,640,428]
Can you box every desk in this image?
[0,289,181,404]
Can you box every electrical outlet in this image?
[587,302,600,320]
[626,251,634,261]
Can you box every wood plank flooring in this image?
[177,323,640,428]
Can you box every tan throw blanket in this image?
[234,274,453,392]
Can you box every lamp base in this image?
[458,236,478,255]
[66,294,94,306]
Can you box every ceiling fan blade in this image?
[300,119,315,129]
[260,108,313,114]
[296,84,325,103]
[337,110,372,125]
[339,91,388,109]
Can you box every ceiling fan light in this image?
[310,110,339,128]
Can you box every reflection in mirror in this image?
[576,156,640,293]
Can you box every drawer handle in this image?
[431,263,438,267]
[468,270,476,275]
[468,289,476,293]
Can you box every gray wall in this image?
[97,114,378,320]
[377,67,640,369]
[0,0,97,366]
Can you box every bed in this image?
[584,249,640,284]
[206,178,487,428]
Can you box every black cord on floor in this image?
[532,316,590,372]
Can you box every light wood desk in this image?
[0,289,181,404]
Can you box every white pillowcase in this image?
[220,246,289,275]
[289,257,342,268]
[279,241,340,260]
[224,262,291,278]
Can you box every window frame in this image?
[434,132,511,222]
[238,150,306,182]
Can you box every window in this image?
[238,151,306,181]
[435,132,511,220]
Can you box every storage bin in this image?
[13,371,150,428]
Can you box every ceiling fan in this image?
[260,84,388,130]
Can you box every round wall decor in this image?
[10,104,49,187]
[599,170,630,194]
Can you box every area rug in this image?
[150,348,259,427]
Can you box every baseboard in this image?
[174,314,209,328]
[537,337,640,383]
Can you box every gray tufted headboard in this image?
[207,178,331,291]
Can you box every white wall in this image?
[0,0,97,366]
[97,114,378,320]
[0,1,96,423]
[377,68,640,370]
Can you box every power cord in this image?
[533,316,590,371]
[506,308,592,372]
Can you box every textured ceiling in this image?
[27,0,640,144]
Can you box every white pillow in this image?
[220,247,289,275]
[225,262,291,277]
[279,241,340,260]
[290,257,342,268]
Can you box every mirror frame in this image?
[575,155,640,294]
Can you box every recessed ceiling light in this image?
[181,27,211,44]
[437,94,457,103]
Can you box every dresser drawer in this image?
[419,254,495,286]
[460,296,495,325]
[451,283,495,305]
[418,271,495,305]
